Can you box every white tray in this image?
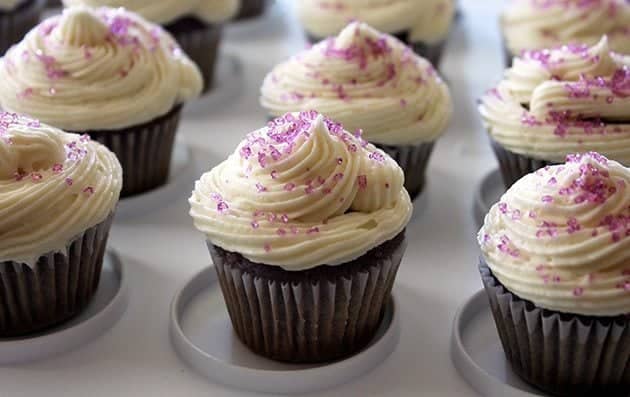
[0,250,128,365]
[170,266,401,395]
[451,290,545,397]
[473,169,504,228]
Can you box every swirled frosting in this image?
[479,37,630,164]
[298,0,454,43]
[0,112,122,266]
[260,22,452,146]
[0,6,202,131]
[502,0,630,56]
[479,152,630,316]
[189,111,412,271]
[0,0,24,11]
[62,0,239,24]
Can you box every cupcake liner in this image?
[0,0,45,55]
[208,231,406,363]
[479,262,630,397]
[490,139,556,189]
[81,105,182,198]
[377,141,435,201]
[235,0,268,20]
[0,213,114,337]
[166,18,222,94]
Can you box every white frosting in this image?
[260,22,452,146]
[479,37,630,164]
[0,6,202,131]
[479,152,630,317]
[62,0,240,24]
[0,0,23,11]
[189,111,412,271]
[502,0,630,56]
[298,0,455,43]
[0,113,122,266]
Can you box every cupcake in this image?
[0,0,45,54]
[0,112,122,337]
[501,0,630,67]
[478,152,630,396]
[297,0,455,67]
[0,7,202,197]
[235,0,267,20]
[261,22,452,200]
[46,0,60,7]
[478,37,630,189]
[62,0,239,92]
[189,111,412,363]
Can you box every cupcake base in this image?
[208,231,406,363]
[81,105,182,198]
[0,213,114,338]
[490,140,556,189]
[235,0,268,20]
[0,0,45,55]
[377,142,435,201]
[165,17,222,94]
[479,262,630,397]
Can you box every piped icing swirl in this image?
[502,0,630,56]
[479,37,630,164]
[298,0,455,44]
[62,0,240,25]
[0,112,122,266]
[189,111,412,271]
[479,152,630,316]
[0,0,24,11]
[0,6,202,131]
[260,22,452,146]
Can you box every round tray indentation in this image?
[116,140,196,219]
[0,250,128,365]
[451,290,545,397]
[473,169,504,228]
[170,266,400,395]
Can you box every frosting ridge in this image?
[261,22,452,145]
[189,111,412,270]
[0,6,202,131]
[0,112,122,265]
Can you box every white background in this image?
[0,1,507,395]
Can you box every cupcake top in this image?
[0,112,122,266]
[0,6,202,131]
[189,111,412,271]
[0,0,24,11]
[502,0,630,56]
[479,37,630,164]
[479,152,630,316]
[260,22,452,146]
[61,0,240,24]
[298,0,455,44]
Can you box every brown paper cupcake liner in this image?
[0,0,45,55]
[0,213,114,338]
[479,262,630,397]
[235,0,268,20]
[490,139,557,189]
[165,18,222,94]
[377,141,435,201]
[80,105,182,198]
[208,231,406,363]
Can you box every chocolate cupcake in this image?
[478,37,630,189]
[62,0,240,92]
[478,152,630,396]
[235,0,267,20]
[501,0,630,67]
[189,111,412,363]
[0,7,202,197]
[297,0,455,67]
[0,112,122,337]
[0,0,45,55]
[261,22,452,200]
[45,0,60,7]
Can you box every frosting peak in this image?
[189,111,412,271]
[55,7,109,46]
[479,152,630,316]
[260,22,452,146]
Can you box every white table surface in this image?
[0,1,507,395]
